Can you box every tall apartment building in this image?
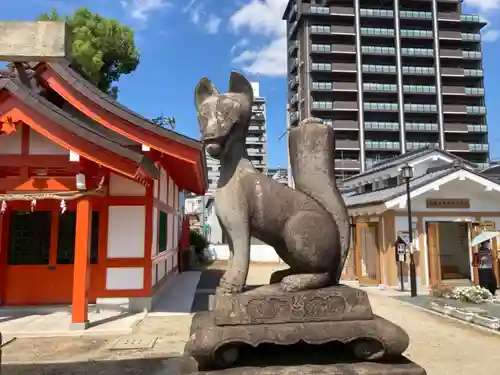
[205,82,268,195]
[283,0,489,181]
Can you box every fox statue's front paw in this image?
[217,274,245,294]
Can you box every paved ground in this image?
[2,263,500,375]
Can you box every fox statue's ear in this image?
[228,71,254,103]
[195,78,219,110]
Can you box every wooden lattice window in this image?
[57,211,100,264]
[8,211,51,265]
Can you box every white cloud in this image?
[120,0,171,21]
[183,0,222,34]
[464,0,500,12]
[205,14,222,34]
[229,0,288,76]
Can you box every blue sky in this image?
[2,0,500,167]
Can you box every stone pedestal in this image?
[185,285,424,374]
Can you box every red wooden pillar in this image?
[70,197,92,329]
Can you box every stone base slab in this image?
[210,284,373,326]
[190,361,426,375]
[186,310,409,370]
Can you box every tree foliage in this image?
[151,115,176,129]
[39,7,140,98]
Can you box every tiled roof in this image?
[341,146,477,184]
[343,166,458,207]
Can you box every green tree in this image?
[39,7,139,98]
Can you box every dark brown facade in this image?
[283,0,489,181]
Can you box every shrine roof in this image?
[35,61,207,194]
[47,62,203,150]
[0,76,158,179]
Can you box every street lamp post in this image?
[401,164,417,297]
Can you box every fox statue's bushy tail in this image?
[288,118,351,283]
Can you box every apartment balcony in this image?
[462,33,481,41]
[331,120,359,130]
[246,136,266,143]
[311,62,357,72]
[249,124,264,131]
[364,121,399,131]
[443,104,467,114]
[404,85,436,94]
[401,10,432,20]
[312,101,358,111]
[289,111,299,125]
[437,12,460,22]
[288,75,299,88]
[290,93,298,105]
[365,140,400,151]
[446,142,472,152]
[288,21,298,39]
[440,49,462,58]
[288,40,298,55]
[363,83,396,93]
[467,106,486,114]
[469,143,489,152]
[360,8,393,18]
[463,51,482,59]
[401,29,433,39]
[288,3,297,22]
[404,103,437,113]
[439,30,461,40]
[361,46,395,55]
[247,148,266,156]
[444,123,487,133]
[464,69,484,77]
[303,4,354,17]
[406,122,439,132]
[335,159,361,170]
[441,49,482,59]
[402,66,435,75]
[310,25,355,35]
[401,48,434,57]
[311,81,357,92]
[442,86,465,95]
[362,64,396,74]
[336,139,360,150]
[360,27,394,37]
[364,102,398,112]
[407,142,438,150]
[441,67,464,76]
[289,58,299,72]
[446,142,488,153]
[311,43,356,54]
[460,14,485,24]
[252,113,265,121]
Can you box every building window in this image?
[8,211,51,265]
[57,211,100,264]
[158,211,168,252]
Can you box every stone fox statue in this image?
[195,72,350,294]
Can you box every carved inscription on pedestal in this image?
[244,294,346,324]
[212,285,373,326]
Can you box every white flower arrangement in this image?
[451,286,493,304]
[430,284,493,304]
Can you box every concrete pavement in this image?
[2,264,500,375]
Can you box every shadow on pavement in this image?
[2,357,175,375]
[195,268,225,291]
[190,268,224,313]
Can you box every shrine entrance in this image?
[354,222,381,285]
[1,208,100,305]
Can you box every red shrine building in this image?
[0,62,207,329]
